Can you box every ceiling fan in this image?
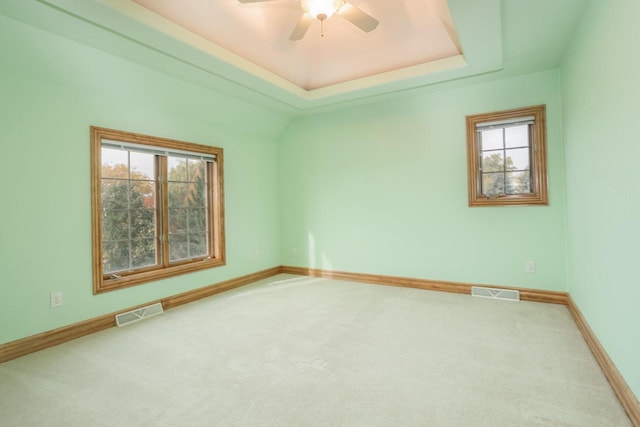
[237,0,379,40]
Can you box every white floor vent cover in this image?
[115,303,163,327]
[471,286,520,302]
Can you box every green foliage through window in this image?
[91,126,225,293]
[478,124,532,197]
[100,152,157,274]
[466,105,548,207]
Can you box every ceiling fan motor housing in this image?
[301,0,345,20]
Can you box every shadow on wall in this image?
[307,231,334,271]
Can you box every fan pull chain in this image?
[317,13,327,37]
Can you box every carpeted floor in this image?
[0,275,632,426]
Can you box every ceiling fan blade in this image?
[338,2,379,33]
[237,0,277,3]
[289,14,314,41]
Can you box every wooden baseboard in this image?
[0,309,126,364]
[567,297,640,427]
[0,266,282,363]
[280,266,569,305]
[162,266,281,310]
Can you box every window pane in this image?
[129,152,155,180]
[168,157,188,182]
[102,209,129,240]
[130,238,157,269]
[127,178,156,242]
[169,233,188,262]
[168,182,190,207]
[101,148,159,276]
[101,148,128,179]
[188,232,208,258]
[130,180,156,208]
[480,129,503,150]
[169,208,188,233]
[187,178,208,212]
[169,231,209,262]
[505,125,529,148]
[505,148,530,170]
[188,208,208,232]
[103,241,130,274]
[506,171,531,194]
[482,172,504,196]
[101,180,129,209]
[129,208,156,239]
[187,159,205,181]
[482,151,504,172]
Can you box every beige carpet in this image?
[0,275,632,426]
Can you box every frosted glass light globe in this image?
[301,0,345,20]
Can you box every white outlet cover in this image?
[525,261,536,273]
[50,292,63,308]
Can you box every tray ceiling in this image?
[130,0,462,91]
[2,0,588,112]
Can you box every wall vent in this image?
[471,286,520,302]
[115,302,163,327]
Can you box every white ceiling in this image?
[0,0,589,114]
[130,0,462,91]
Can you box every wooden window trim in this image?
[90,126,225,294]
[466,105,548,207]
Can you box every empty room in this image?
[0,0,638,425]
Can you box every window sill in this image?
[94,258,226,294]
[469,194,548,207]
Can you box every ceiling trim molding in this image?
[6,0,505,112]
[100,0,475,102]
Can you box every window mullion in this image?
[529,124,535,192]
[159,156,170,268]
[477,131,483,196]
[208,161,216,259]
[127,151,133,271]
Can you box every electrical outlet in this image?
[50,292,63,308]
[525,261,536,273]
[252,251,261,260]
[292,247,298,256]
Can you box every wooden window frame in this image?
[466,105,548,207]
[91,126,225,294]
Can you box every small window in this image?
[91,127,225,293]
[466,105,548,206]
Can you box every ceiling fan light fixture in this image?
[301,0,345,20]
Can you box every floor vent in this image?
[471,286,520,302]
[115,303,163,327]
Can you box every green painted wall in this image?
[279,70,567,291]
[0,15,289,344]
[4,2,638,407]
[0,0,637,408]
[561,0,640,397]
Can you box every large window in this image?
[91,127,225,293]
[466,105,548,206]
